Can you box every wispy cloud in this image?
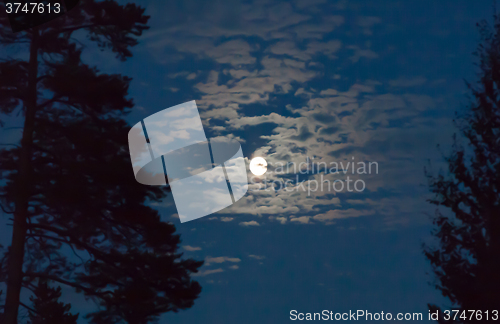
[205,256,241,265]
[290,216,312,224]
[313,209,375,224]
[248,255,266,260]
[137,0,458,230]
[239,221,260,226]
[183,245,202,251]
[192,268,224,277]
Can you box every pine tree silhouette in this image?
[0,1,203,323]
[424,13,500,323]
[27,280,79,324]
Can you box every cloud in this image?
[205,256,241,265]
[192,268,224,277]
[136,0,457,230]
[183,245,202,251]
[313,209,375,224]
[248,255,266,260]
[290,216,312,224]
[192,256,241,277]
[275,217,287,224]
[290,124,314,141]
[239,220,260,226]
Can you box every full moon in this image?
[250,157,267,176]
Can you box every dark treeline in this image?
[425,12,500,324]
[0,1,203,323]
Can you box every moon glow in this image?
[250,157,267,176]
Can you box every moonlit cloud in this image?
[137,0,460,229]
[183,245,202,251]
[290,216,312,224]
[239,221,260,226]
[205,256,241,265]
[192,268,225,277]
[248,255,266,260]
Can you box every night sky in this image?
[0,0,495,323]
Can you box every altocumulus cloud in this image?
[192,269,225,277]
[183,245,202,251]
[205,256,241,265]
[138,0,459,229]
[239,221,260,227]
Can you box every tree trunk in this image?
[3,28,39,324]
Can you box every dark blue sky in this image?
[0,0,495,323]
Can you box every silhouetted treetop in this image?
[424,13,500,323]
[0,1,203,323]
